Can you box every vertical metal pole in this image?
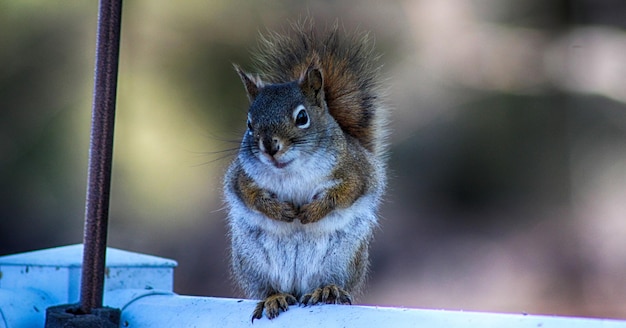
[80,0,123,314]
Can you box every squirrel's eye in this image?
[293,106,310,129]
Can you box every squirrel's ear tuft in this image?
[300,65,325,107]
[234,64,264,103]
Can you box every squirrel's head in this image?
[234,64,341,170]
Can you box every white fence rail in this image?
[1,244,624,328]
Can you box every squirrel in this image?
[223,21,388,321]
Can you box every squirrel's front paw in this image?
[252,293,297,321]
[300,284,353,306]
[298,201,328,224]
[258,195,297,222]
[272,201,298,222]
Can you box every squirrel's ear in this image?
[300,66,325,107]
[234,64,263,103]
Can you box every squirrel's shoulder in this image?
[247,20,389,156]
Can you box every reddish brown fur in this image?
[249,21,387,156]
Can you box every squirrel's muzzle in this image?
[259,136,282,157]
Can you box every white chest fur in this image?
[227,190,378,297]
[239,148,337,206]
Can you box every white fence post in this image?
[0,244,176,327]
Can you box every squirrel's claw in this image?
[251,301,264,322]
[251,293,297,321]
[300,284,353,306]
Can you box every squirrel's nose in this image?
[260,137,281,157]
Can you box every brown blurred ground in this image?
[1,0,626,319]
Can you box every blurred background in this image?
[2,0,626,319]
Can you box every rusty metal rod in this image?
[80,0,123,314]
